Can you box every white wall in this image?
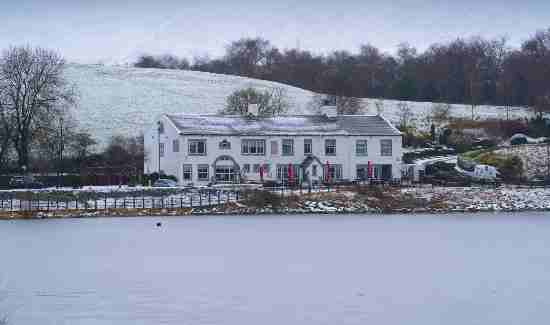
[145,116,403,185]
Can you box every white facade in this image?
[144,114,403,186]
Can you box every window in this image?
[276,164,300,181]
[242,139,265,155]
[381,139,393,156]
[198,165,209,181]
[159,143,165,157]
[182,165,192,181]
[219,139,231,150]
[243,164,250,173]
[304,139,312,155]
[215,166,237,183]
[189,139,207,155]
[325,139,336,156]
[253,164,261,173]
[356,164,369,180]
[325,164,343,181]
[356,140,368,156]
[282,139,294,156]
[173,139,180,153]
[312,165,318,177]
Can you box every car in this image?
[9,176,45,189]
[152,179,178,187]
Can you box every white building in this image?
[144,108,402,186]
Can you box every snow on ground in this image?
[65,64,533,148]
[404,185,550,212]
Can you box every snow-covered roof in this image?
[165,114,402,136]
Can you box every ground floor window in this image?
[215,166,238,183]
[182,165,192,181]
[198,165,209,181]
[325,164,343,181]
[372,164,392,180]
[276,164,300,182]
[356,164,369,180]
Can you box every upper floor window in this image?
[304,139,312,155]
[282,139,294,156]
[173,139,180,153]
[189,139,207,155]
[159,143,165,157]
[242,139,265,155]
[325,139,336,156]
[219,139,231,150]
[356,140,368,156]
[380,139,393,156]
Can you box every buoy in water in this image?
[156,222,162,227]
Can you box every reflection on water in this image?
[1,213,550,325]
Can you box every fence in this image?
[0,189,242,213]
[0,182,411,214]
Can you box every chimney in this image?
[248,103,259,117]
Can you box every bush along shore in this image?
[2,185,550,219]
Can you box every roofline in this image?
[165,113,383,118]
[177,132,402,137]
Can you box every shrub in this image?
[242,190,282,209]
[476,152,524,182]
[510,137,527,146]
[143,173,177,185]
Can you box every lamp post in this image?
[157,121,162,175]
[58,117,64,188]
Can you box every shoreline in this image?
[1,206,549,220]
[2,185,550,220]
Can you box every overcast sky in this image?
[1,0,549,64]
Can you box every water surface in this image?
[1,213,550,324]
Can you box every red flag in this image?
[367,161,372,178]
[259,164,264,181]
[325,161,331,183]
[287,163,293,182]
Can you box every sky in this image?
[1,0,549,64]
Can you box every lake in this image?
[1,213,550,324]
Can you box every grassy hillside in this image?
[64,64,532,147]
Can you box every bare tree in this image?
[430,102,453,125]
[0,46,77,169]
[396,102,414,129]
[70,131,97,163]
[0,98,12,166]
[34,108,77,173]
[222,87,289,116]
[225,38,272,77]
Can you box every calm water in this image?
[1,213,550,325]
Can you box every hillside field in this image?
[64,64,532,147]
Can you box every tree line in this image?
[135,27,550,113]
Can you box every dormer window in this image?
[219,139,231,150]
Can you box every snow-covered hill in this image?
[64,64,532,147]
